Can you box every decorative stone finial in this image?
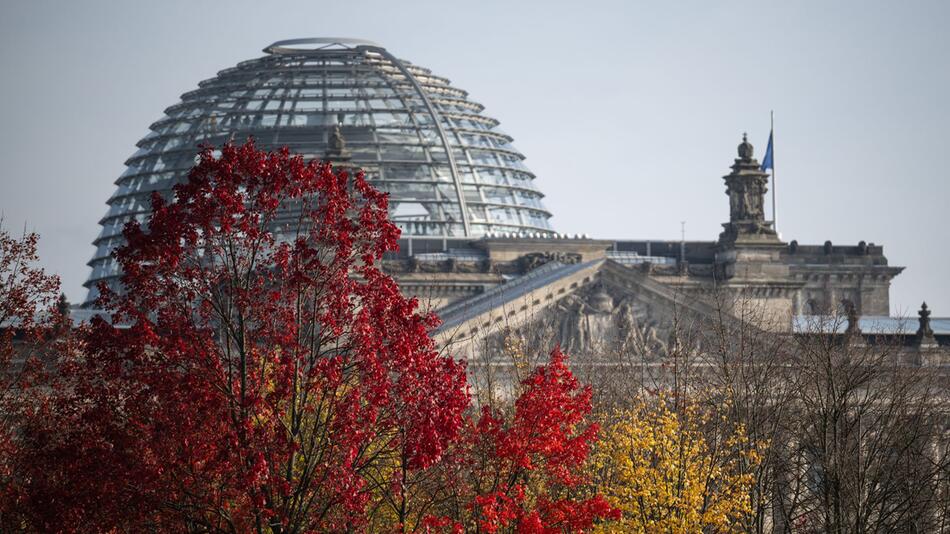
[916,301,938,351]
[917,302,935,338]
[737,132,754,159]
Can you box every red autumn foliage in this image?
[8,141,469,532]
[0,141,616,533]
[433,348,620,533]
[0,227,62,527]
[370,347,618,533]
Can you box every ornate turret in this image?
[714,133,790,290]
[719,133,779,246]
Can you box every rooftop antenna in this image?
[680,221,686,264]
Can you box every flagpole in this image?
[770,110,777,234]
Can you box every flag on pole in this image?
[761,130,774,171]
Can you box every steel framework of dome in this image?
[85,38,554,304]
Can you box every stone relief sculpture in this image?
[615,299,666,359]
[726,177,768,223]
[546,284,667,358]
[519,251,582,272]
[740,185,753,220]
[556,295,591,355]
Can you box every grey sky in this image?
[1,0,947,316]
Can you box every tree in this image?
[777,318,950,533]
[592,396,759,533]
[0,226,62,530]
[11,141,470,533]
[693,298,950,533]
[3,142,619,533]
[698,294,801,534]
[420,348,620,533]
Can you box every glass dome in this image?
[85,38,555,304]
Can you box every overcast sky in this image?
[1,0,947,316]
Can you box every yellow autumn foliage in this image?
[592,397,759,533]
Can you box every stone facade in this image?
[380,135,943,359]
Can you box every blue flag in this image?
[761,130,774,171]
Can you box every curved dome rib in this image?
[84,38,555,305]
[371,45,472,235]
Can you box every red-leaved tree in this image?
[4,142,618,533]
[0,227,62,530]
[472,348,618,533]
[429,348,620,533]
[10,141,470,532]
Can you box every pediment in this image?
[435,259,732,361]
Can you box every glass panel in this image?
[86,43,554,303]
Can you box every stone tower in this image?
[713,134,797,322]
[719,133,780,245]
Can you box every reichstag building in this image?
[83,38,949,362]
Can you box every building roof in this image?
[437,259,599,333]
[792,315,950,335]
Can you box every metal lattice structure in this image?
[85,38,554,304]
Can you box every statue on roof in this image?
[325,113,351,161]
[918,302,934,337]
[915,302,939,350]
[844,300,862,339]
[916,301,938,349]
